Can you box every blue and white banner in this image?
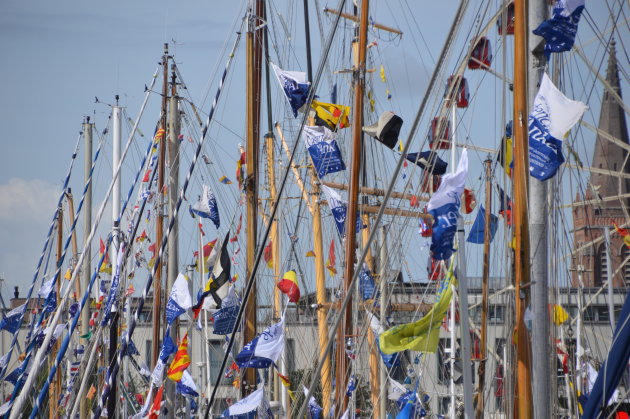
[222,387,265,418]
[37,276,54,299]
[190,184,220,229]
[236,318,285,369]
[533,0,585,58]
[0,303,27,334]
[101,243,125,326]
[303,125,346,179]
[165,273,193,325]
[213,305,240,335]
[321,185,364,237]
[528,73,587,180]
[176,370,199,398]
[271,63,310,117]
[302,386,323,419]
[427,149,469,260]
[359,268,376,301]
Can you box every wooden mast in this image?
[476,158,492,418]
[513,0,533,415]
[243,0,264,396]
[152,43,169,368]
[65,190,80,300]
[337,0,369,412]
[49,205,63,419]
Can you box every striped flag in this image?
[167,333,191,382]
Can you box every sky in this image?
[0,0,627,300]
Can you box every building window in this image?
[438,396,451,415]
[209,340,233,385]
[145,339,152,367]
[595,244,607,287]
[623,246,630,285]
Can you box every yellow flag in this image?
[379,263,456,354]
[311,100,351,130]
[64,269,72,280]
[553,304,569,325]
[380,65,387,83]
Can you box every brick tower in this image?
[572,40,630,288]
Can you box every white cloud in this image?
[0,178,61,295]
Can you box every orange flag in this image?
[167,333,191,382]
[326,239,337,275]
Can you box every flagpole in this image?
[48,205,63,419]
[198,226,212,403]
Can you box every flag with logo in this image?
[236,318,285,368]
[222,387,266,418]
[303,125,346,179]
[271,63,310,117]
[0,303,27,334]
[321,185,364,237]
[190,184,220,229]
[165,273,192,325]
[528,73,587,180]
[176,370,199,398]
[213,286,240,335]
[533,0,585,58]
[427,149,468,260]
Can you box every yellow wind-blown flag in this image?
[167,333,191,382]
[379,262,456,354]
[310,100,351,130]
[553,304,569,325]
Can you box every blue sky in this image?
[0,0,626,298]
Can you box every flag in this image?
[148,385,164,419]
[136,229,150,243]
[101,243,125,326]
[497,121,513,176]
[86,384,96,400]
[38,276,54,299]
[303,125,346,179]
[277,372,291,388]
[427,149,468,260]
[311,100,350,130]
[219,176,233,185]
[326,239,337,276]
[305,250,316,257]
[0,303,26,333]
[236,149,246,188]
[271,63,310,117]
[405,151,448,175]
[380,264,456,354]
[190,184,220,229]
[99,238,112,274]
[463,188,476,214]
[303,386,323,419]
[64,268,72,280]
[321,185,364,237]
[277,270,300,303]
[553,304,570,325]
[528,73,587,180]
[193,238,218,273]
[496,185,513,225]
[263,241,273,268]
[346,375,357,396]
[176,370,199,397]
[359,268,376,300]
[165,273,192,325]
[388,379,407,401]
[213,286,240,335]
[467,206,498,244]
[196,232,232,309]
[236,318,285,368]
[167,333,191,382]
[533,0,585,58]
[396,392,417,419]
[612,222,630,248]
[369,314,401,368]
[142,169,152,183]
[222,387,265,417]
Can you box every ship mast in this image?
[513,0,533,415]
[336,0,369,412]
[243,0,264,396]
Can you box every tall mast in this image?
[80,118,93,419]
[528,0,550,416]
[513,0,533,415]
[49,206,63,419]
[379,225,388,419]
[243,0,264,396]
[337,0,369,411]
[165,62,181,419]
[107,97,122,417]
[476,158,493,418]
[152,43,169,368]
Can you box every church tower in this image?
[572,40,630,288]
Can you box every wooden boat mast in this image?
[243,0,264,396]
[49,205,63,419]
[513,0,533,415]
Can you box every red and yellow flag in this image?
[277,270,300,303]
[311,100,351,130]
[277,371,291,387]
[326,239,337,276]
[612,221,630,248]
[263,241,274,268]
[167,333,191,382]
[99,238,112,274]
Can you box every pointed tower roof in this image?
[589,39,630,210]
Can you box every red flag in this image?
[463,188,476,214]
[142,169,152,183]
[148,385,164,419]
[148,243,157,259]
[326,239,337,275]
[277,270,300,303]
[135,230,150,243]
[263,241,273,268]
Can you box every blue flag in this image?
[165,273,192,325]
[271,63,310,117]
[303,125,346,179]
[190,184,220,229]
[213,305,240,335]
[427,150,468,260]
[533,0,585,59]
[321,185,365,237]
[159,330,177,363]
[359,268,377,300]
[176,370,199,398]
[467,206,498,244]
[528,74,587,180]
[101,243,124,326]
[236,319,285,369]
[0,303,26,334]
